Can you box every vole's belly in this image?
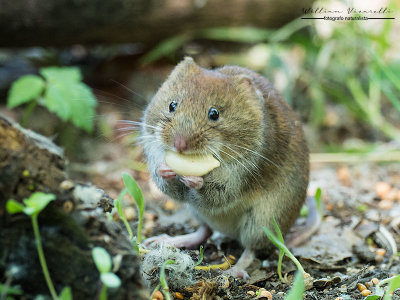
[193,206,243,239]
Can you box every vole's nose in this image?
[174,135,187,153]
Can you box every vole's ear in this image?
[173,56,202,75]
[234,74,253,89]
[233,74,264,103]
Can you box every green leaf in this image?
[67,82,97,132]
[384,274,400,300]
[365,296,381,300]
[6,199,25,214]
[284,271,304,300]
[92,247,112,274]
[40,67,82,83]
[0,283,23,295]
[59,286,72,300]
[44,82,72,121]
[7,75,45,108]
[100,272,121,288]
[43,80,96,132]
[22,192,56,216]
[122,173,144,217]
[41,67,97,133]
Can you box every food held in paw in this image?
[165,151,220,176]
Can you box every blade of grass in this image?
[262,226,305,274]
[160,260,175,300]
[284,271,305,300]
[114,188,133,239]
[272,219,285,282]
[122,173,144,243]
[194,245,204,267]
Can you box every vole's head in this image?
[143,57,264,162]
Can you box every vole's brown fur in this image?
[141,57,309,273]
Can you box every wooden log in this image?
[0,115,148,299]
[0,0,312,47]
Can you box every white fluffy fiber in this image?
[141,243,196,289]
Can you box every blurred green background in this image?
[1,0,399,162]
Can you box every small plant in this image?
[284,271,305,300]
[263,219,305,277]
[0,283,23,300]
[122,173,145,244]
[6,193,72,300]
[6,192,58,300]
[365,275,400,300]
[159,260,175,300]
[92,247,122,300]
[114,188,133,239]
[194,245,204,267]
[7,67,97,132]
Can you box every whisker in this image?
[218,148,252,175]
[221,144,260,171]
[110,79,148,102]
[230,144,279,168]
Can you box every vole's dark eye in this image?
[208,107,219,121]
[169,101,177,113]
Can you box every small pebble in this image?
[375,182,391,198]
[175,292,184,299]
[375,254,384,263]
[334,297,343,300]
[145,212,156,221]
[337,167,351,186]
[376,248,386,256]
[258,290,272,300]
[60,180,74,190]
[365,281,372,288]
[247,291,255,296]
[357,283,367,292]
[371,278,379,285]
[361,289,372,296]
[124,206,136,221]
[63,201,74,213]
[152,291,163,300]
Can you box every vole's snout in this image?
[174,135,188,153]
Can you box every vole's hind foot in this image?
[224,248,255,279]
[180,176,204,189]
[143,225,212,249]
[158,163,176,179]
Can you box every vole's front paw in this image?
[157,163,176,179]
[180,176,204,189]
[224,266,250,280]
